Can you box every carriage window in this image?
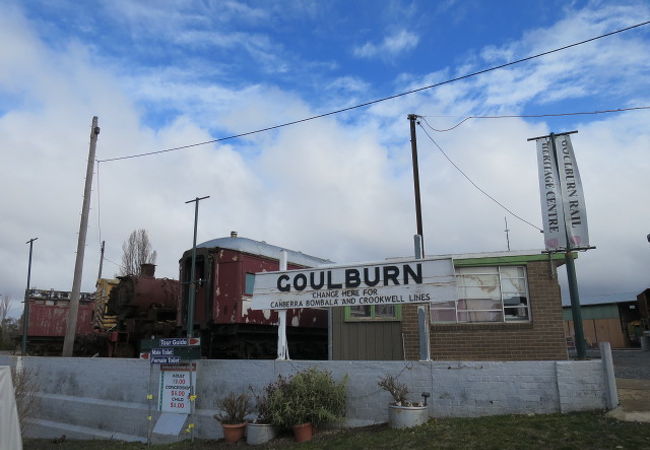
[244,273,255,295]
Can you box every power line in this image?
[103,256,122,268]
[417,119,543,232]
[97,20,650,163]
[421,106,650,132]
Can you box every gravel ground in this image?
[612,349,650,380]
[571,348,650,380]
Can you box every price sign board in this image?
[158,364,196,413]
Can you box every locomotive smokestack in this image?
[140,263,155,278]
[230,231,238,238]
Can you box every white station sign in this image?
[251,257,457,310]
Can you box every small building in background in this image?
[563,291,647,349]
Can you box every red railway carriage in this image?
[179,232,331,359]
[23,289,96,354]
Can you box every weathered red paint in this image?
[27,299,95,337]
[179,247,327,330]
[109,274,179,313]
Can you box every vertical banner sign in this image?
[536,137,567,250]
[554,134,589,248]
[535,134,589,250]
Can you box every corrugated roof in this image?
[561,292,640,307]
[197,236,333,267]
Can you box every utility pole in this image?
[408,114,430,361]
[408,114,424,252]
[97,240,105,281]
[185,195,209,339]
[63,116,100,357]
[21,237,38,355]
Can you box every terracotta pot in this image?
[292,422,313,443]
[222,422,246,443]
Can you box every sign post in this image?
[143,337,201,442]
[530,131,591,359]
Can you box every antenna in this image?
[504,216,511,251]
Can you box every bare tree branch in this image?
[120,229,157,276]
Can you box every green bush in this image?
[267,368,347,429]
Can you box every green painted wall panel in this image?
[562,304,619,320]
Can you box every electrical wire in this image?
[416,120,543,232]
[96,20,650,163]
[421,106,650,132]
[103,256,122,268]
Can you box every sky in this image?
[1,0,649,317]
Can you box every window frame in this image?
[344,304,402,322]
[431,265,531,325]
[244,272,255,296]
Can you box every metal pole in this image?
[21,237,38,355]
[97,240,105,282]
[565,252,587,358]
[504,217,511,251]
[414,235,430,361]
[63,116,100,356]
[185,196,209,339]
[408,114,424,253]
[549,132,587,359]
[277,251,289,360]
[409,116,431,361]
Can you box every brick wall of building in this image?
[402,261,568,361]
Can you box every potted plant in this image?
[267,368,347,442]
[214,392,253,443]
[246,379,283,445]
[378,374,429,429]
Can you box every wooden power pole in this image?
[62,117,100,356]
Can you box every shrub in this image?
[11,366,39,435]
[250,376,287,424]
[378,374,412,406]
[267,368,347,429]
[214,392,253,425]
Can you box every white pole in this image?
[276,251,289,360]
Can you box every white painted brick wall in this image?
[0,355,611,441]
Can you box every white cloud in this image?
[0,1,648,315]
[353,30,420,59]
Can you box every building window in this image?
[244,273,255,295]
[431,266,530,324]
[345,304,402,321]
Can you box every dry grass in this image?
[12,366,40,435]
